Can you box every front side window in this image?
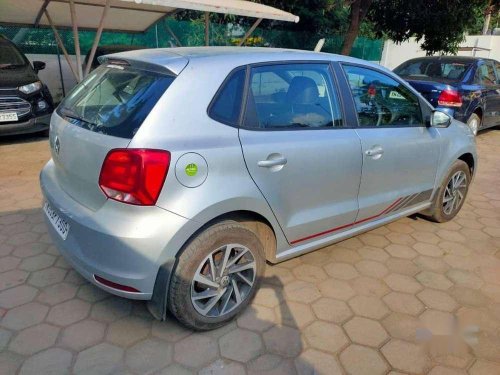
[343,65,423,127]
[244,63,342,129]
[57,64,174,139]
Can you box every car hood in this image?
[0,65,38,89]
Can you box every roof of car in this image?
[401,56,489,64]
[106,46,384,74]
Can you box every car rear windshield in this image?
[57,64,174,139]
[395,60,472,82]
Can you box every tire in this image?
[426,160,471,223]
[467,113,481,136]
[168,221,266,330]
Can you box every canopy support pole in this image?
[34,0,51,27]
[164,22,182,47]
[204,12,209,46]
[69,0,83,82]
[44,10,79,83]
[84,0,111,77]
[238,18,262,46]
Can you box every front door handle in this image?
[258,157,287,168]
[365,146,384,158]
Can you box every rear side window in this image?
[395,60,472,82]
[209,68,245,126]
[57,64,174,139]
[476,62,497,86]
[343,65,423,127]
[244,63,342,129]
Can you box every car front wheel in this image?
[168,221,265,330]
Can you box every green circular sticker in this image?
[185,163,198,177]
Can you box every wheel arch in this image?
[458,152,475,176]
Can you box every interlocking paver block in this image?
[381,339,431,374]
[90,297,132,322]
[283,280,321,303]
[344,316,389,347]
[60,319,105,351]
[19,348,72,375]
[383,292,424,315]
[152,318,192,342]
[46,298,90,326]
[303,321,348,353]
[295,349,342,375]
[219,328,263,363]
[318,279,355,300]
[106,316,151,347]
[125,338,173,373]
[237,304,275,332]
[73,342,124,374]
[311,298,352,323]
[36,282,77,305]
[292,264,327,283]
[263,325,302,357]
[9,323,59,355]
[1,302,48,330]
[384,273,423,293]
[340,344,389,375]
[27,267,66,288]
[199,359,245,375]
[355,259,389,278]
[275,301,314,328]
[348,295,389,319]
[417,271,453,290]
[417,289,458,312]
[323,262,358,280]
[174,334,218,368]
[0,285,38,308]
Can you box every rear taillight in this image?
[438,89,462,107]
[99,149,170,206]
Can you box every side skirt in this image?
[274,201,431,263]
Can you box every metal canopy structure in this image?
[0,0,299,81]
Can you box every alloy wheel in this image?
[191,243,256,317]
[442,171,467,216]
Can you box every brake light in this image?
[438,89,462,107]
[99,149,170,206]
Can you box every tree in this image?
[340,0,373,55]
[341,0,490,56]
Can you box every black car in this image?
[0,35,54,136]
[394,56,500,135]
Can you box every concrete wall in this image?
[380,35,500,70]
[25,54,78,103]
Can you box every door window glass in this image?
[343,65,423,127]
[477,62,497,86]
[244,64,342,129]
[209,68,246,126]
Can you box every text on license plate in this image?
[43,202,70,240]
[0,112,18,122]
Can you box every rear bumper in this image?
[0,113,51,136]
[40,159,193,300]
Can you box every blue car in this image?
[394,56,500,135]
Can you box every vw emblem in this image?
[54,136,60,155]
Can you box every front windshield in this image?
[395,60,472,81]
[57,64,174,139]
[0,41,27,68]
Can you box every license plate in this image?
[43,202,70,240]
[0,112,18,122]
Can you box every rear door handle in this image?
[258,157,287,168]
[365,146,384,157]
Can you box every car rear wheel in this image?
[426,160,470,223]
[168,221,265,330]
[467,113,480,136]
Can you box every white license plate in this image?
[44,202,70,240]
[0,112,18,122]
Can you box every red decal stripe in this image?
[290,198,403,245]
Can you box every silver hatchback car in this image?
[40,47,476,330]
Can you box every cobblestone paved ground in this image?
[0,130,500,375]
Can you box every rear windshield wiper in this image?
[59,107,97,128]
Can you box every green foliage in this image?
[368,0,490,55]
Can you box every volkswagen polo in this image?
[40,47,476,330]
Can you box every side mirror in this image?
[33,61,46,73]
[431,110,452,128]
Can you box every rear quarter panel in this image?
[128,57,289,257]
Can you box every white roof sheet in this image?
[0,0,298,32]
